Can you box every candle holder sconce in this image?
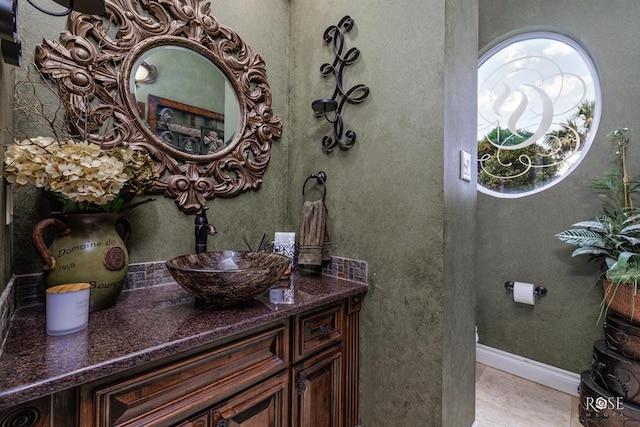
[311,15,370,153]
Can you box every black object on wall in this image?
[311,16,370,153]
[0,0,105,66]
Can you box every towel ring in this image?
[302,171,327,202]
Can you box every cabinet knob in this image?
[213,412,228,427]
[297,373,308,395]
[317,323,333,335]
[349,295,362,312]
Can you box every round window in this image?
[477,32,601,197]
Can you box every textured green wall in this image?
[477,0,640,373]
[442,2,478,426]
[289,1,477,425]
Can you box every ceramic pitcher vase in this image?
[32,212,130,312]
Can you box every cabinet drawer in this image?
[293,303,343,363]
[81,323,289,427]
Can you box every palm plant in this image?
[544,100,595,154]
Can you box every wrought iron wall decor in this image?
[311,15,370,153]
[35,0,282,214]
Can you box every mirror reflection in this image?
[130,46,241,156]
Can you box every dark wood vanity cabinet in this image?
[0,295,363,427]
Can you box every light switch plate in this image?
[460,150,472,182]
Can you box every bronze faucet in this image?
[194,207,217,253]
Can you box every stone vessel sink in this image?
[165,251,291,307]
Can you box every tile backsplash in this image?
[125,262,176,289]
[322,256,368,284]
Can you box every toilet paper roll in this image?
[513,281,536,305]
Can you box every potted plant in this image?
[2,63,161,310]
[556,128,640,322]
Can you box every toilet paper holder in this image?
[504,281,548,296]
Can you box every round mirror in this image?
[35,0,282,213]
[129,46,241,156]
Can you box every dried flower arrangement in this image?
[2,66,159,213]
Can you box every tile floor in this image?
[475,363,582,427]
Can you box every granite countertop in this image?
[0,272,367,410]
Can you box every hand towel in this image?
[298,200,331,271]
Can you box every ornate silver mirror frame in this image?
[34,0,282,213]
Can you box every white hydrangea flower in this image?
[4,138,130,206]
[3,137,158,211]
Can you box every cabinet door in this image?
[211,371,289,427]
[292,346,343,427]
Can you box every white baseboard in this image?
[476,343,581,397]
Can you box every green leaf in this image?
[555,229,608,248]
[619,235,640,246]
[572,221,607,232]
[621,223,640,235]
[615,251,640,267]
[623,213,640,224]
[571,247,610,257]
